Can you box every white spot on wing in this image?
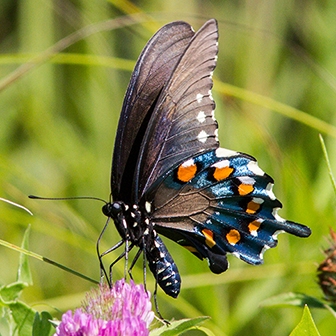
[266,183,276,200]
[208,90,213,101]
[272,208,285,222]
[237,176,256,185]
[215,148,238,158]
[251,197,264,204]
[197,130,208,143]
[211,110,216,121]
[232,251,240,259]
[196,93,203,103]
[212,159,230,168]
[214,129,219,141]
[247,161,264,176]
[272,229,284,240]
[249,218,263,237]
[182,158,195,167]
[197,111,206,123]
[259,245,271,260]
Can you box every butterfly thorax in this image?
[102,201,152,245]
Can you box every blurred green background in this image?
[1,0,335,335]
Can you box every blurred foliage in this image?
[1,0,336,335]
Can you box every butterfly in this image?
[100,19,311,299]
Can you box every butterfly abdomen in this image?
[146,233,181,298]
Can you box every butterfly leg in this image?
[153,272,170,324]
[106,242,135,286]
[97,239,124,287]
[96,218,112,284]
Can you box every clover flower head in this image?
[54,279,154,336]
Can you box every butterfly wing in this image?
[134,19,219,202]
[148,148,311,272]
[112,21,196,203]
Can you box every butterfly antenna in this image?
[29,195,107,204]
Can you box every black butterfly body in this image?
[102,19,311,298]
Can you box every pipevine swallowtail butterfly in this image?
[100,19,311,299]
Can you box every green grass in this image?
[1,1,336,335]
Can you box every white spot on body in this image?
[197,130,208,143]
[145,201,152,213]
[157,267,165,274]
[161,274,171,281]
[197,111,206,123]
[232,251,240,259]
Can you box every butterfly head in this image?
[102,201,125,220]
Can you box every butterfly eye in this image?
[102,202,124,217]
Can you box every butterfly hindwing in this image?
[149,148,311,271]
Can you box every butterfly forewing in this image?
[135,19,219,201]
[112,21,195,202]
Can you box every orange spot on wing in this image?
[246,201,261,214]
[238,183,254,195]
[213,166,234,181]
[248,220,261,233]
[202,228,216,248]
[177,163,197,182]
[226,229,240,245]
